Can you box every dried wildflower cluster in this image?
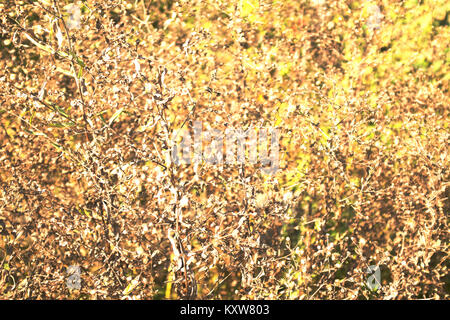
[0,0,448,299]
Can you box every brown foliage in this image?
[0,0,448,299]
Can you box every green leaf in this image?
[69,51,85,67]
[49,122,75,128]
[123,276,139,295]
[109,108,124,126]
[77,66,83,79]
[53,105,70,118]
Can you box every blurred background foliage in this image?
[0,0,448,299]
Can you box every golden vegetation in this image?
[0,0,448,299]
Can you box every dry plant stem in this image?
[154,69,194,297]
[53,0,91,143]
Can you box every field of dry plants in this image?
[0,0,448,299]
